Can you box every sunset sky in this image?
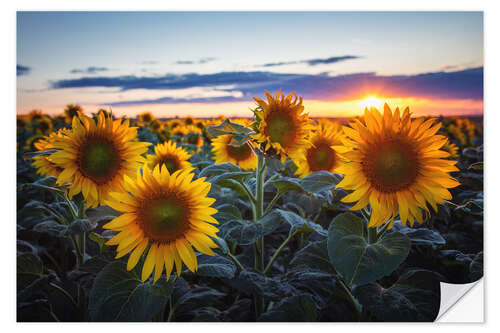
[16,11,483,118]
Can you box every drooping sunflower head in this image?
[104,166,219,283]
[50,112,151,208]
[145,141,193,174]
[212,134,257,170]
[253,90,312,163]
[334,104,460,229]
[292,122,344,177]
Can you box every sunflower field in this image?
[16,91,483,322]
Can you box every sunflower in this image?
[138,111,155,123]
[334,104,460,228]
[103,166,219,283]
[183,125,204,150]
[31,129,69,178]
[292,122,344,177]
[212,134,257,170]
[145,141,193,174]
[253,90,312,163]
[442,139,460,159]
[50,112,150,208]
[34,116,54,135]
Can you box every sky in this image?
[16,11,484,118]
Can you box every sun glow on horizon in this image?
[359,96,384,110]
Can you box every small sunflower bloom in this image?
[50,112,150,208]
[334,104,460,228]
[292,122,344,177]
[104,166,219,283]
[31,129,69,178]
[212,134,257,170]
[145,141,193,174]
[253,90,312,163]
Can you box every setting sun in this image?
[359,96,384,110]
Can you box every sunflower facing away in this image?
[253,90,312,163]
[212,134,257,170]
[145,140,193,174]
[334,104,460,228]
[292,122,344,177]
[50,112,150,208]
[104,166,219,283]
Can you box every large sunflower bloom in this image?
[145,140,193,174]
[253,90,312,163]
[104,166,219,283]
[292,123,344,177]
[50,112,150,208]
[334,104,460,228]
[212,134,257,170]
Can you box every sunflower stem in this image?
[239,180,257,205]
[227,251,245,271]
[61,191,84,268]
[376,220,391,239]
[253,152,266,318]
[264,192,281,215]
[263,230,296,275]
[332,274,362,321]
[368,227,378,244]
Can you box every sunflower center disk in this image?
[158,156,180,173]
[226,142,252,161]
[186,134,200,145]
[306,143,336,171]
[140,196,189,242]
[267,113,295,146]
[80,140,120,184]
[363,140,419,193]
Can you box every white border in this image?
[3,1,498,331]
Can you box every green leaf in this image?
[17,253,44,291]
[226,269,296,301]
[89,232,109,253]
[300,171,342,193]
[64,218,96,236]
[469,251,483,281]
[214,204,243,223]
[275,209,327,236]
[220,211,282,245]
[196,254,237,279]
[289,239,334,274]
[395,226,446,247]
[33,218,96,237]
[23,149,58,159]
[88,261,174,321]
[207,119,254,139]
[352,269,441,321]
[327,213,411,286]
[259,295,318,322]
[269,177,304,194]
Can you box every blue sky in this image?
[16,11,483,117]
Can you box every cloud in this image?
[305,55,360,66]
[49,67,483,106]
[70,66,110,74]
[261,55,360,67]
[140,60,158,65]
[174,57,217,65]
[17,65,31,76]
